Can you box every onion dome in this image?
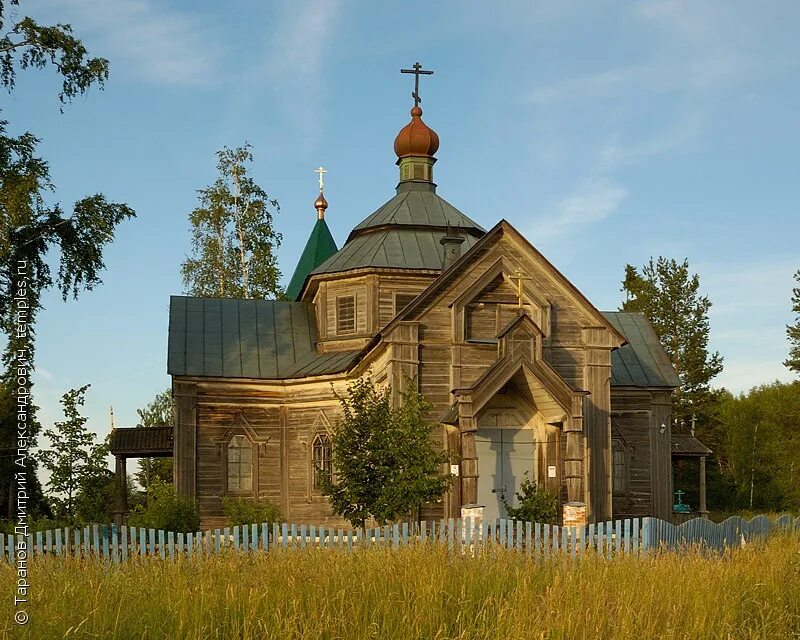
[314,191,328,219]
[393,106,440,158]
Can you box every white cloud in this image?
[528,180,628,240]
[222,0,342,149]
[30,0,224,87]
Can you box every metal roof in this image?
[671,434,713,457]
[347,184,485,240]
[109,426,173,457]
[306,184,485,279]
[310,226,482,275]
[603,312,681,388]
[168,296,358,380]
[286,218,338,301]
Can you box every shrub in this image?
[128,479,200,533]
[222,496,282,527]
[500,472,558,524]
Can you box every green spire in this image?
[286,217,338,300]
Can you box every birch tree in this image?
[181,144,283,299]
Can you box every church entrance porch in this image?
[475,393,561,521]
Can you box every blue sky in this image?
[6,0,799,454]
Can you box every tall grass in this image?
[2,535,799,639]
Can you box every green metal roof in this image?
[603,312,681,388]
[168,296,360,379]
[346,183,485,240]
[307,183,485,280]
[286,218,338,301]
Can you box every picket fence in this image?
[8,515,799,564]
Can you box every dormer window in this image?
[336,295,356,334]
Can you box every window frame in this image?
[310,433,333,493]
[225,433,256,496]
[336,294,356,335]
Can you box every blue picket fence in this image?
[9,515,798,563]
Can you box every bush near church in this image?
[222,496,282,527]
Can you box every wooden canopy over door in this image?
[108,426,174,526]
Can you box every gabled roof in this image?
[603,312,681,388]
[168,296,358,380]
[385,220,626,345]
[286,218,338,301]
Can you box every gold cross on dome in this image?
[315,166,327,191]
[508,271,533,308]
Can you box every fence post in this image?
[641,517,651,555]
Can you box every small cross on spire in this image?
[401,61,434,107]
[315,166,327,191]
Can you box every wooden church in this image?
[164,67,687,528]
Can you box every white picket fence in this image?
[9,514,799,563]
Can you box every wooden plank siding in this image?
[170,223,675,529]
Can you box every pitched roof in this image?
[168,296,359,379]
[603,311,681,388]
[286,218,338,301]
[302,184,485,288]
[671,433,713,457]
[109,426,173,457]
[385,220,626,345]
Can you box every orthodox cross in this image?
[315,166,327,191]
[509,271,533,308]
[401,62,434,107]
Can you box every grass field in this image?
[2,535,798,640]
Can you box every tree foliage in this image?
[134,389,173,490]
[621,257,723,430]
[0,1,109,105]
[710,382,800,512]
[222,496,281,528]
[785,270,800,375]
[127,479,200,533]
[0,1,133,516]
[39,385,108,520]
[181,144,283,299]
[321,377,450,529]
[500,472,558,524]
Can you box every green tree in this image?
[134,389,173,490]
[181,143,283,299]
[785,270,800,374]
[0,1,134,517]
[127,479,200,533]
[39,385,109,521]
[621,257,723,431]
[321,377,450,529]
[713,382,800,511]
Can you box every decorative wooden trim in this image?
[307,410,334,500]
[211,412,269,498]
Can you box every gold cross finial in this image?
[509,271,533,308]
[315,166,327,191]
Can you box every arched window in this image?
[227,435,253,493]
[312,434,333,489]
